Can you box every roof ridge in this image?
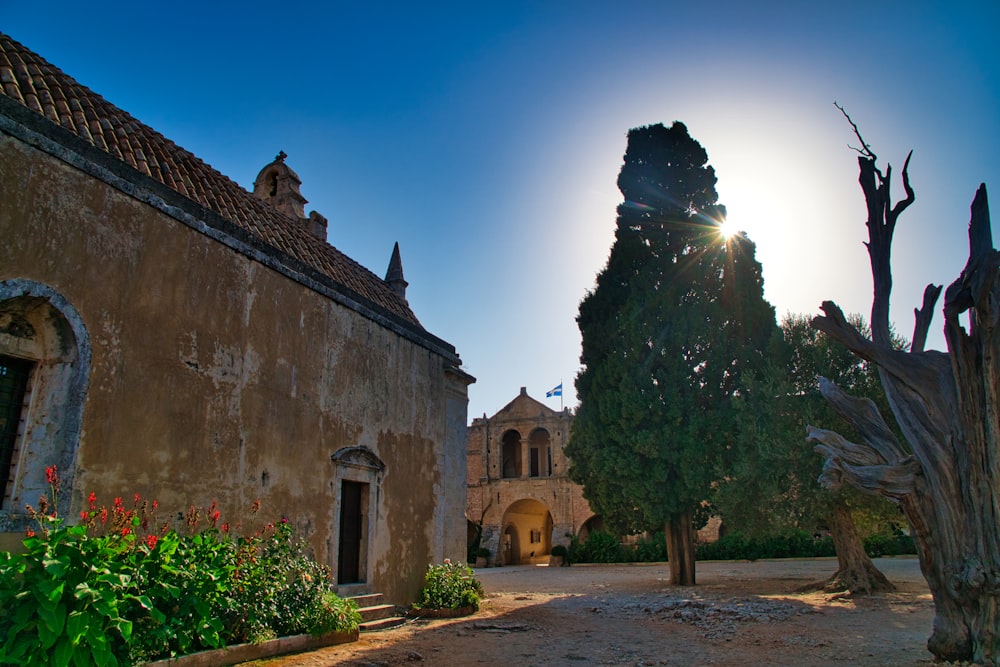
[0,31,426,334]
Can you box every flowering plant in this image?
[0,466,360,666]
[413,559,484,611]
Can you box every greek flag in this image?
[546,383,563,398]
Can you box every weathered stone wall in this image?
[0,133,467,604]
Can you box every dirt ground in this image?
[246,557,940,666]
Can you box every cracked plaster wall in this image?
[0,133,469,603]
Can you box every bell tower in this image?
[252,151,328,240]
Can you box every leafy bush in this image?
[634,532,668,563]
[864,533,916,558]
[0,467,360,666]
[550,544,567,557]
[566,531,626,564]
[414,560,484,611]
[696,530,837,561]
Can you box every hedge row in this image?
[566,529,916,564]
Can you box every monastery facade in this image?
[466,388,598,565]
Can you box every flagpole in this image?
[560,378,564,411]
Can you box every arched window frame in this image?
[0,280,90,531]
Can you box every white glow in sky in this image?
[5,2,998,419]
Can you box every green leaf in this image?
[52,637,74,667]
[89,634,117,667]
[42,556,70,579]
[74,582,95,601]
[114,617,133,641]
[65,610,88,644]
[38,599,67,639]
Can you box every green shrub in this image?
[0,466,360,666]
[634,532,668,562]
[695,530,837,561]
[569,531,626,564]
[550,544,567,557]
[414,561,484,611]
[864,533,916,557]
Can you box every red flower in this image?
[134,493,141,505]
[152,499,159,510]
[251,499,261,514]
[45,466,57,485]
[121,527,132,536]
[88,492,97,509]
[113,497,124,509]
[80,510,89,520]
[221,522,230,533]
[100,507,108,524]
[25,529,35,538]
[144,534,158,549]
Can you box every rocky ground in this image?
[245,557,940,666]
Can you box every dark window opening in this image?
[0,355,33,508]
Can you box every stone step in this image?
[358,603,397,623]
[349,593,384,609]
[349,593,408,633]
[359,615,408,632]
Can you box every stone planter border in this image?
[143,629,358,667]
[407,605,477,619]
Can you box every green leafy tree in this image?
[715,313,906,593]
[567,122,777,585]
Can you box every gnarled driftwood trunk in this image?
[807,113,1000,664]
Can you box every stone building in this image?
[466,388,598,565]
[0,33,473,604]
[466,388,723,565]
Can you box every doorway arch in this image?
[330,446,385,590]
[501,498,553,564]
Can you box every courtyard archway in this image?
[501,498,553,564]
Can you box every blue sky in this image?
[4,2,998,419]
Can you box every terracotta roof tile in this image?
[0,32,423,330]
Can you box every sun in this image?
[717,218,739,240]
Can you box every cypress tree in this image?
[567,122,777,585]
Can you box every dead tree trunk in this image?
[807,114,1000,664]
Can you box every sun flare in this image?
[717,218,739,240]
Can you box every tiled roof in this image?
[0,32,424,330]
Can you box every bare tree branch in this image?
[889,151,916,222]
[835,102,877,161]
[912,283,943,353]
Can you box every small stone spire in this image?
[385,242,408,300]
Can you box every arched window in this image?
[501,430,521,479]
[0,281,90,528]
[529,428,551,477]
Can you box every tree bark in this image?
[817,503,894,594]
[809,143,1000,664]
[664,510,696,586]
